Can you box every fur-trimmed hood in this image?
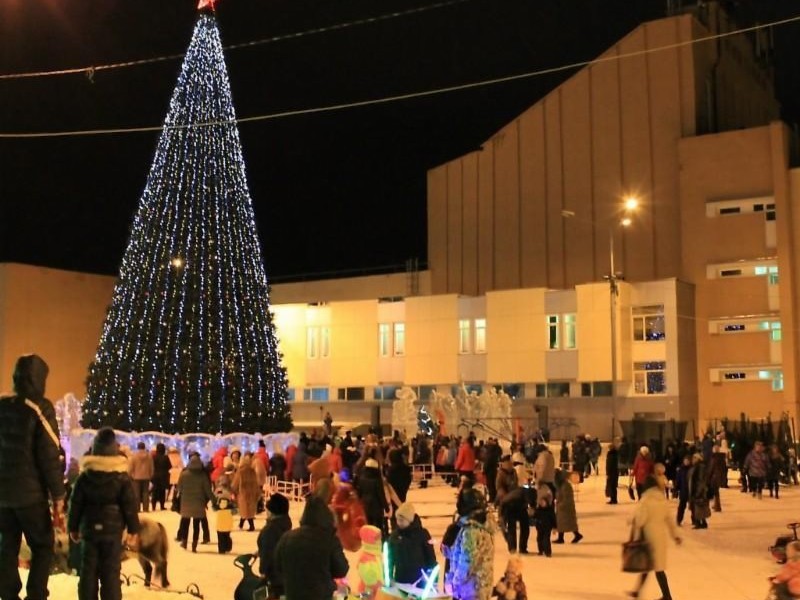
[80,454,129,473]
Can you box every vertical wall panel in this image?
[427,166,449,294]
[589,52,623,281]
[461,153,480,296]
[648,20,688,279]
[544,93,565,289]
[477,144,495,294]
[519,105,548,288]
[493,123,521,290]
[561,70,595,286]
[618,27,656,284]
[446,161,463,294]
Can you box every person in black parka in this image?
[151,443,171,511]
[274,495,349,600]
[68,427,140,600]
[388,503,437,585]
[0,354,67,600]
[257,493,293,599]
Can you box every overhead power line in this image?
[0,0,471,81]
[0,12,798,139]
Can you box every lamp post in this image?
[563,196,638,439]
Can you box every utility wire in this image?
[0,0,471,81]
[1,12,798,139]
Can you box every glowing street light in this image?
[563,195,641,438]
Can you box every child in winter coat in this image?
[387,503,437,585]
[68,427,140,600]
[214,496,234,554]
[533,492,556,557]
[492,556,527,600]
[772,540,800,599]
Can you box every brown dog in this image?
[123,517,169,588]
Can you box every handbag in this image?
[627,483,636,501]
[621,523,652,573]
[171,493,181,513]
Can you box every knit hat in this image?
[92,427,118,457]
[266,493,290,516]
[395,502,416,523]
[365,458,380,469]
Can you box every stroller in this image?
[233,554,267,600]
[770,523,800,564]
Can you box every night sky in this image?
[1,0,797,281]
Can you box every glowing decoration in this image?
[382,541,390,587]
[421,565,440,599]
[82,12,291,435]
[197,0,219,13]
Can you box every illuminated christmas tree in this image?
[83,6,291,434]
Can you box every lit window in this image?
[306,327,319,359]
[771,322,782,342]
[474,319,487,353]
[320,327,330,358]
[378,323,391,357]
[563,314,577,349]
[459,319,471,353]
[632,305,665,341]
[769,272,780,286]
[547,315,559,350]
[633,361,666,395]
[773,371,784,391]
[393,323,405,356]
[755,266,768,275]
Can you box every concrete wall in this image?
[0,264,115,399]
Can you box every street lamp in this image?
[563,197,639,438]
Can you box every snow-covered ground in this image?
[24,469,796,599]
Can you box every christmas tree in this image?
[83,7,292,434]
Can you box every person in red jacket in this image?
[254,440,270,474]
[455,437,477,481]
[284,443,297,481]
[631,446,655,500]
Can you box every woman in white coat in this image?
[627,476,682,600]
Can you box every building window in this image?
[378,323,391,357]
[632,305,665,341]
[474,318,487,353]
[320,327,330,358]
[307,327,319,359]
[633,361,666,395]
[393,323,405,356]
[563,314,577,349]
[303,387,329,401]
[500,383,523,399]
[379,322,405,356]
[759,320,782,341]
[720,269,742,277]
[580,381,612,397]
[536,382,570,397]
[375,385,401,401]
[459,319,471,354]
[547,315,559,349]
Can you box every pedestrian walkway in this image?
[409,472,797,600]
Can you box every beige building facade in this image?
[1,4,797,438]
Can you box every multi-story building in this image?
[1,3,797,439]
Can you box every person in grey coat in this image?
[177,453,214,552]
[554,469,583,544]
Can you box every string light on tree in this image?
[83,0,291,435]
